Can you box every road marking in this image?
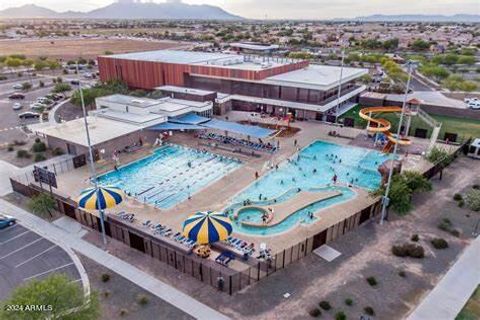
[0,237,43,260]
[15,245,57,268]
[23,262,74,281]
[0,230,30,245]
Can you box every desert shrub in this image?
[119,308,128,317]
[345,298,353,306]
[366,277,378,287]
[431,238,449,249]
[319,300,332,310]
[52,147,65,156]
[335,311,347,320]
[32,141,47,153]
[458,200,465,208]
[398,270,407,278]
[137,294,149,306]
[364,306,375,316]
[7,145,14,152]
[13,140,26,146]
[411,234,419,242]
[465,189,480,211]
[438,218,453,232]
[308,308,322,317]
[392,243,425,258]
[453,193,463,201]
[473,184,480,190]
[103,290,110,298]
[34,153,46,162]
[101,273,110,282]
[450,229,460,237]
[16,149,31,158]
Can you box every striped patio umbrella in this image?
[77,186,125,210]
[183,211,233,245]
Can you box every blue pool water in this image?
[97,144,241,209]
[226,140,390,236]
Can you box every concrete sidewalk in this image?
[0,199,229,320]
[407,236,480,320]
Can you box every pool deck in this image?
[238,189,343,228]
[32,110,459,256]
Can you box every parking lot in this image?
[0,223,82,300]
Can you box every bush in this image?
[137,294,149,306]
[119,308,128,317]
[345,298,353,306]
[453,193,463,201]
[438,218,453,232]
[473,184,480,190]
[335,311,347,320]
[101,273,110,282]
[103,290,110,298]
[431,238,449,249]
[458,200,465,208]
[465,189,480,211]
[319,300,332,310]
[34,153,46,162]
[32,141,47,153]
[364,306,375,316]
[450,229,460,237]
[52,147,65,156]
[392,243,425,258]
[13,140,26,146]
[398,270,407,278]
[411,234,419,242]
[366,277,378,287]
[7,145,14,152]
[16,149,31,159]
[308,308,322,317]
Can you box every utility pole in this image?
[334,47,345,124]
[379,61,416,225]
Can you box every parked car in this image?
[12,103,22,110]
[464,97,479,104]
[30,102,47,110]
[8,93,25,100]
[0,214,16,229]
[18,111,40,119]
[468,101,480,110]
[12,83,23,90]
[70,80,80,86]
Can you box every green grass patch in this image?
[456,286,480,320]
[340,105,480,141]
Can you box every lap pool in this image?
[226,140,390,236]
[97,144,241,209]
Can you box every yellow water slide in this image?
[359,107,411,153]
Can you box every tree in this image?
[0,274,100,320]
[53,83,72,93]
[410,39,431,51]
[457,55,475,65]
[371,171,431,215]
[419,63,450,81]
[288,51,314,60]
[465,189,480,211]
[28,193,56,218]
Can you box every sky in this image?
[1,0,479,19]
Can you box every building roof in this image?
[96,94,161,108]
[229,42,280,51]
[102,50,296,71]
[262,64,368,91]
[35,117,141,148]
[156,85,215,97]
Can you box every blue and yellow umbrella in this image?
[77,186,125,210]
[183,211,233,245]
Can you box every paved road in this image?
[407,235,480,320]
[0,199,230,320]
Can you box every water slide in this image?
[359,107,411,153]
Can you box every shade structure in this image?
[77,186,125,210]
[183,211,233,245]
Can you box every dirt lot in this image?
[0,38,186,59]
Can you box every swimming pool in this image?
[97,144,241,209]
[226,140,390,236]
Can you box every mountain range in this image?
[0,2,242,20]
[0,3,479,22]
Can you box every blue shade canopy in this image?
[77,186,125,210]
[182,211,233,245]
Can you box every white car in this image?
[464,97,479,104]
[468,101,480,110]
[12,83,23,90]
[30,102,47,110]
[12,103,22,110]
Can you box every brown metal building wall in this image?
[98,56,310,90]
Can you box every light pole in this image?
[379,61,417,225]
[334,47,345,124]
[76,62,108,247]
